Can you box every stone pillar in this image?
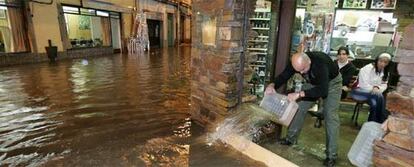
[373,24,414,166]
[274,0,296,78]
[191,0,246,126]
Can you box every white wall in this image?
[81,0,134,12]
[61,0,81,5]
[30,1,63,52]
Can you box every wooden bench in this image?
[344,75,368,127]
[310,75,367,128]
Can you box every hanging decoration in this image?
[128,9,150,54]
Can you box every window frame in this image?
[0,3,31,54]
[62,4,122,49]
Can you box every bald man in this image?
[265,52,342,167]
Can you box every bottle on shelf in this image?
[248,4,272,96]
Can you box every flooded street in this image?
[0,46,262,166]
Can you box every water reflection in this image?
[0,70,64,166]
[139,137,190,166]
[0,47,191,166]
[138,118,192,166]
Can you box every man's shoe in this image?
[323,158,336,167]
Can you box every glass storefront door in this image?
[111,17,121,50]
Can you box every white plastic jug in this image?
[259,93,298,126]
[347,122,385,167]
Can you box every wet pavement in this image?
[261,102,368,167]
[0,47,262,166]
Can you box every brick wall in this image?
[373,24,414,166]
[0,47,113,67]
[191,0,246,126]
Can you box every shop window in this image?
[80,8,95,15]
[0,0,21,6]
[110,12,120,19]
[0,5,30,53]
[62,5,116,49]
[332,10,398,59]
[64,13,112,48]
[291,0,336,54]
[110,17,121,49]
[63,6,79,14]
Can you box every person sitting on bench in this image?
[351,53,391,123]
[335,46,357,99]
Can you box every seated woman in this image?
[351,53,391,123]
[335,46,357,99]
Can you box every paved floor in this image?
[261,101,369,167]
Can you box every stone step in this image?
[221,133,298,167]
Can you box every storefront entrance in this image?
[147,19,162,48]
[167,13,174,47]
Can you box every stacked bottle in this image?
[348,122,385,167]
[259,93,299,126]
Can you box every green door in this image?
[167,13,174,47]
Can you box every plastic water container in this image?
[259,93,298,126]
[348,122,385,167]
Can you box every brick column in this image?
[191,0,246,126]
[373,24,414,166]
